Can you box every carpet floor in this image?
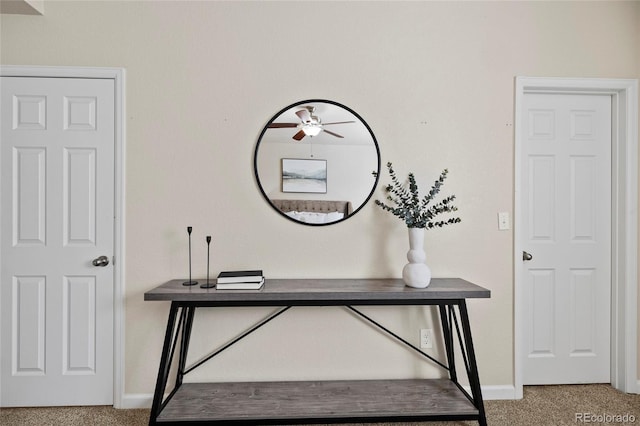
[1,384,638,425]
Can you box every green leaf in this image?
[374,162,461,230]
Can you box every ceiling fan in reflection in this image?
[267,106,355,141]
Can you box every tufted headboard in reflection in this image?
[270,199,352,216]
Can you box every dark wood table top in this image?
[144,278,490,304]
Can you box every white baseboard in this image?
[483,385,519,400]
[119,393,153,409]
[463,384,518,400]
[120,384,520,409]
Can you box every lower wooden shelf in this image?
[156,378,479,424]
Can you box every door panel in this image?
[64,148,97,246]
[521,93,611,384]
[1,77,115,406]
[13,275,46,375]
[14,147,47,246]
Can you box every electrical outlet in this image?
[420,328,433,349]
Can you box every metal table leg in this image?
[439,304,457,382]
[149,302,180,425]
[176,306,196,387]
[458,300,487,426]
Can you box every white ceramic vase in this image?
[402,227,432,288]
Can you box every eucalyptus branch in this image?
[375,162,461,229]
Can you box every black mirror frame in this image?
[254,99,381,226]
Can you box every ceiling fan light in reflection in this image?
[301,123,322,137]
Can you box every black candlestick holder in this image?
[200,236,215,289]
[183,226,198,286]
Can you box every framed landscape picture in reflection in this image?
[282,158,327,193]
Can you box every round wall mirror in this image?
[254,99,381,226]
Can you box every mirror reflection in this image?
[254,100,380,226]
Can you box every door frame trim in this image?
[0,65,127,407]
[514,77,638,396]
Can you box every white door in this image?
[521,93,611,384]
[1,77,115,406]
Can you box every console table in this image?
[144,278,490,425]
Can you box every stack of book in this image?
[216,270,265,290]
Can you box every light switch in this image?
[498,212,510,230]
